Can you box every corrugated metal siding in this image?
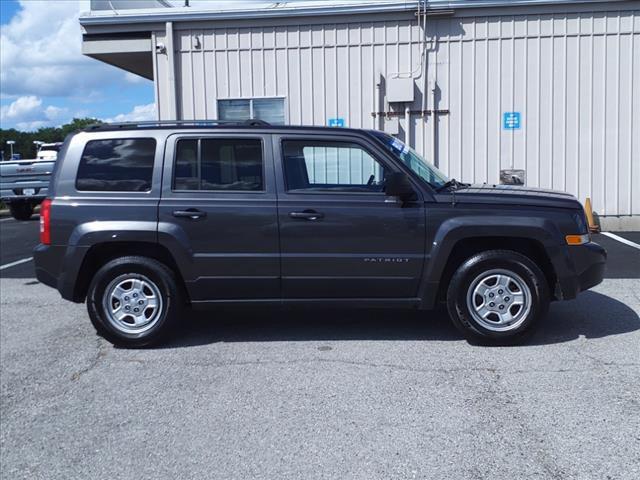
[154,6,639,217]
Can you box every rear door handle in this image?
[172,209,207,220]
[289,210,324,221]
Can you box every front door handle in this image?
[289,210,324,221]
[173,209,207,220]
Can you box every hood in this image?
[441,184,582,210]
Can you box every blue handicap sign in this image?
[328,118,345,128]
[503,112,521,130]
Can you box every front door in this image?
[158,133,279,303]
[273,134,426,299]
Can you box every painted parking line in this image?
[0,217,14,223]
[601,232,640,251]
[0,257,33,271]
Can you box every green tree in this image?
[0,118,103,160]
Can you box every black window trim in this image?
[171,136,266,194]
[75,137,157,194]
[279,137,392,196]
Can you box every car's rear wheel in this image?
[9,202,34,221]
[446,250,549,345]
[87,256,183,347]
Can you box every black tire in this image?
[446,250,549,345]
[87,256,184,347]
[9,202,34,221]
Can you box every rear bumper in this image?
[0,187,48,203]
[34,243,90,302]
[33,244,68,297]
[556,241,607,300]
[34,244,60,288]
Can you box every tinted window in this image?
[76,138,156,192]
[174,138,263,191]
[282,140,387,193]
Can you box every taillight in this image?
[40,198,51,245]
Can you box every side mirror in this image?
[385,172,417,202]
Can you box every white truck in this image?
[0,143,61,220]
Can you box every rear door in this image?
[158,132,279,303]
[273,133,426,299]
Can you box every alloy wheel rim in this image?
[465,269,532,332]
[102,274,163,335]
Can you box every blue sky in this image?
[1,0,155,130]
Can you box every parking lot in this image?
[1,214,639,479]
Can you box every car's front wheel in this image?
[87,256,183,347]
[446,250,549,345]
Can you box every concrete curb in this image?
[597,216,640,232]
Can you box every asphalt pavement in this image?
[1,216,639,479]
[0,215,39,278]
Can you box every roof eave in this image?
[78,0,626,27]
[79,3,419,26]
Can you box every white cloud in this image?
[0,95,157,131]
[0,0,134,98]
[0,1,155,130]
[1,95,42,121]
[104,103,157,123]
[1,95,70,131]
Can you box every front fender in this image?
[418,215,568,309]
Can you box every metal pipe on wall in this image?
[375,74,383,131]
[405,105,411,147]
[165,21,178,120]
[430,77,437,167]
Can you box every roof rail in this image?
[82,119,271,131]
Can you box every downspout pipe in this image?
[430,77,437,167]
[405,105,411,147]
[375,74,383,131]
[165,21,178,120]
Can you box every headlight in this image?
[571,210,589,234]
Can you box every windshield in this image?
[371,131,449,189]
[40,144,61,152]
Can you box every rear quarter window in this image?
[76,138,156,192]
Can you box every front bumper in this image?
[556,241,607,300]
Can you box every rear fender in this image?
[59,221,161,300]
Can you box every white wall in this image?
[153,6,640,217]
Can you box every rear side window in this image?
[76,138,156,192]
[173,138,263,191]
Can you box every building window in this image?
[218,98,285,125]
[76,138,156,192]
[173,138,264,192]
[282,140,387,193]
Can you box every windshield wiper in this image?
[436,178,469,192]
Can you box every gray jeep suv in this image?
[34,121,606,347]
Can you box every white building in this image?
[80,0,640,226]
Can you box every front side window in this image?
[76,138,156,192]
[282,140,387,193]
[174,138,263,191]
[218,98,285,125]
